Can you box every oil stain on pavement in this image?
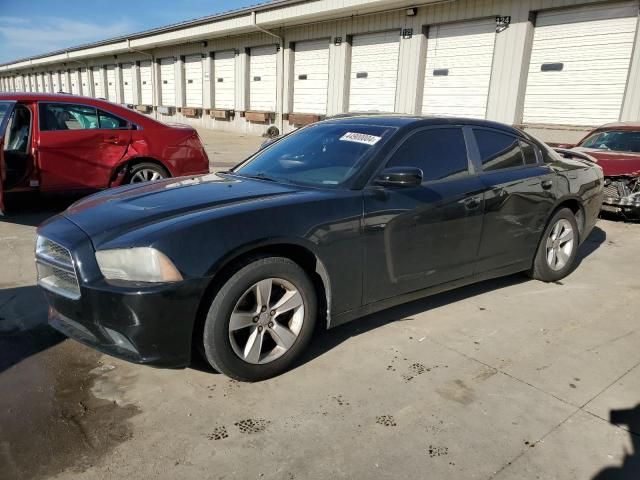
[0,287,140,480]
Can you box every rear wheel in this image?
[202,257,317,382]
[126,162,168,184]
[529,208,579,282]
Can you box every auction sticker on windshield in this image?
[340,132,382,146]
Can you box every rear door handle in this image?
[104,136,121,145]
[464,196,482,210]
[541,180,553,190]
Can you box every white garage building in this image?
[2,0,640,142]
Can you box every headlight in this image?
[96,247,183,283]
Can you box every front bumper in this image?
[37,216,208,368]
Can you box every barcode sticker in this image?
[340,132,382,146]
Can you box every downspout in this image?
[251,11,285,133]
[127,39,158,119]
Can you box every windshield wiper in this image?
[235,172,279,183]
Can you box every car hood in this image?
[64,173,302,243]
[573,147,640,177]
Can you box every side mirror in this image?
[375,167,423,187]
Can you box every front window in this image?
[233,123,396,187]
[580,130,640,154]
[0,102,13,126]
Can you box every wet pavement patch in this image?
[0,339,140,480]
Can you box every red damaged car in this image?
[561,123,640,218]
[0,93,209,214]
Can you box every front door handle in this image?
[541,180,553,190]
[104,136,121,145]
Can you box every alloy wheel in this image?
[130,168,164,183]
[228,278,305,365]
[545,219,575,271]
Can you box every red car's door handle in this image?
[103,136,121,145]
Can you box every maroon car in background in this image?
[560,122,640,219]
[0,93,209,213]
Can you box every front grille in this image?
[603,183,621,201]
[36,236,81,300]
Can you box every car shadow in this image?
[591,404,640,479]
[296,225,608,372]
[574,225,606,269]
[1,192,80,227]
[0,285,65,373]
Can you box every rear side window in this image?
[474,129,524,171]
[520,140,539,166]
[40,103,98,131]
[386,127,469,182]
[98,110,129,129]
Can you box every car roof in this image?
[0,92,118,105]
[323,114,524,135]
[593,122,640,132]
[0,92,164,128]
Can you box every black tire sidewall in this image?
[202,257,317,382]
[532,208,580,282]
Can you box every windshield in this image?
[233,123,396,187]
[580,130,640,154]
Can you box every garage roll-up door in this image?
[52,73,59,93]
[121,63,134,104]
[71,71,80,95]
[523,2,638,126]
[422,19,496,118]
[92,67,104,98]
[185,54,203,107]
[160,58,176,106]
[106,65,117,101]
[37,73,44,93]
[44,74,51,93]
[213,51,235,109]
[80,68,89,95]
[293,39,330,114]
[349,31,400,112]
[250,45,278,111]
[60,73,68,93]
[140,60,153,104]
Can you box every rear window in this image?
[580,130,640,154]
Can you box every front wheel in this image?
[529,208,580,282]
[202,257,317,381]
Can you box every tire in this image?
[126,162,169,184]
[529,208,580,282]
[202,257,317,382]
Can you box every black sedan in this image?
[36,116,604,381]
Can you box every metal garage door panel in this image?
[60,73,68,93]
[121,63,134,104]
[92,67,104,98]
[349,31,400,113]
[71,71,80,95]
[44,74,51,93]
[250,45,278,111]
[160,58,176,106]
[523,2,638,126]
[37,74,44,93]
[140,60,153,105]
[106,65,117,101]
[185,54,203,107]
[293,39,330,114]
[214,51,235,109]
[422,19,496,119]
[52,73,59,93]
[80,68,89,95]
